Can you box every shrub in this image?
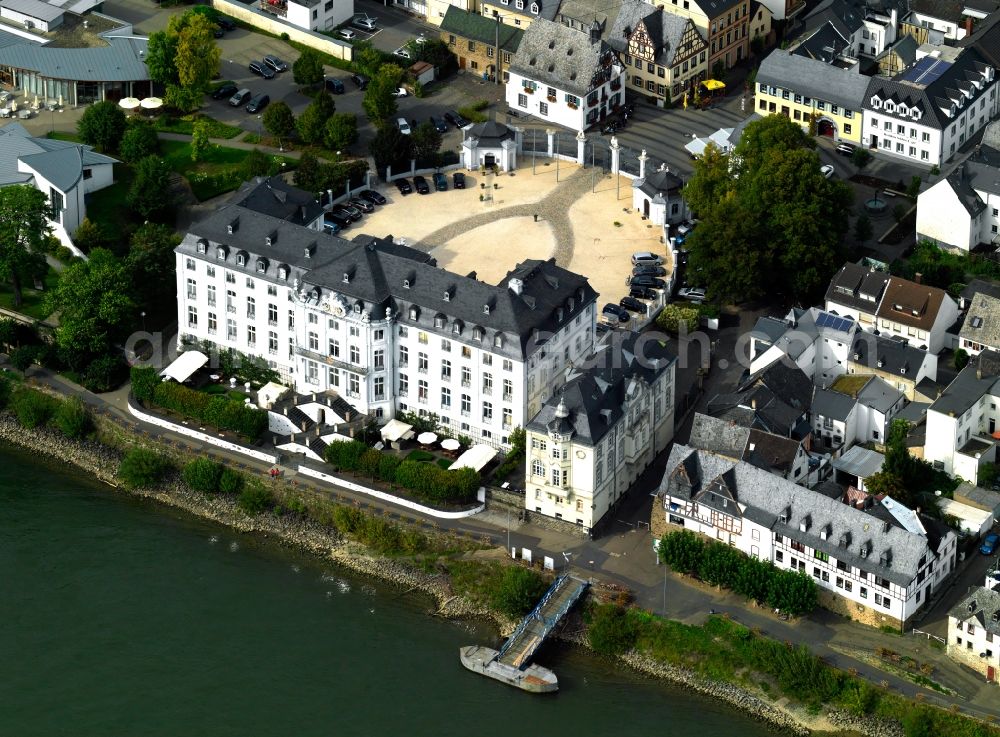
[219,468,244,495]
[118,448,170,488]
[490,566,548,617]
[54,396,91,439]
[378,453,400,483]
[323,439,368,471]
[359,448,382,478]
[10,386,58,429]
[119,121,160,163]
[954,348,970,371]
[151,380,267,439]
[9,345,38,373]
[182,458,224,493]
[238,480,273,515]
[131,365,160,403]
[83,354,126,393]
[0,375,12,410]
[588,604,640,655]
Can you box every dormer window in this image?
[515,0,523,9]
[557,307,564,322]
[473,327,484,341]
[884,101,894,113]
[278,266,289,280]
[870,96,881,109]
[343,272,350,284]
[403,279,411,289]
[530,1,538,11]
[409,306,419,320]
[236,252,247,266]
[265,231,276,246]
[227,218,238,234]
[435,315,446,329]
[354,303,362,314]
[443,289,451,301]
[483,304,490,315]
[196,239,207,254]
[256,258,268,273]
[216,246,227,260]
[304,243,316,259]
[494,334,504,347]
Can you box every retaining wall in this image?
[213,0,353,62]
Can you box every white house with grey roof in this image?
[916,141,1000,251]
[960,291,1000,355]
[655,445,958,627]
[630,165,688,225]
[861,47,999,166]
[925,350,1000,484]
[505,20,626,132]
[947,582,1000,683]
[0,121,115,249]
[176,179,599,450]
[811,374,905,453]
[524,332,675,531]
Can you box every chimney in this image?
[966,16,974,37]
[751,397,758,409]
[283,407,288,416]
[914,272,922,285]
[301,421,308,431]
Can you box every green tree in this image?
[854,212,873,241]
[413,38,457,77]
[293,150,324,193]
[489,566,547,617]
[296,92,335,145]
[45,248,135,368]
[118,120,160,163]
[125,223,181,297]
[906,175,922,198]
[73,218,105,252]
[118,448,170,488]
[183,457,224,493]
[0,185,52,308]
[323,113,358,151]
[656,303,700,334]
[190,118,210,162]
[684,115,851,304]
[241,148,272,180]
[955,347,970,371]
[767,569,818,616]
[170,12,221,93]
[352,42,386,79]
[77,101,127,153]
[362,69,400,128]
[292,48,325,87]
[127,156,174,221]
[262,101,296,146]
[54,396,91,439]
[658,530,705,575]
[851,147,872,169]
[411,121,442,165]
[368,123,413,173]
[145,30,179,86]
[9,345,37,373]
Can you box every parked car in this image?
[348,197,375,213]
[619,296,646,313]
[414,175,430,194]
[430,116,448,133]
[601,119,623,135]
[820,164,835,179]
[444,110,469,128]
[325,78,345,94]
[216,16,236,31]
[263,55,288,73]
[982,533,1000,555]
[836,142,856,157]
[394,46,412,59]
[395,178,412,195]
[249,60,275,79]
[324,212,350,229]
[322,221,342,234]
[358,189,386,205]
[633,264,667,277]
[352,15,377,30]
[392,87,408,98]
[677,286,707,302]
[631,251,662,266]
[211,83,238,100]
[333,203,363,221]
[628,276,666,289]
[245,94,269,113]
[229,88,251,107]
[602,303,630,322]
[453,172,466,189]
[629,286,657,300]
[339,28,357,40]
[596,322,612,335]
[213,24,224,38]
[676,221,694,237]
[434,172,448,191]
[397,117,411,135]
[350,73,368,89]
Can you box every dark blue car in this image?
[981,533,999,555]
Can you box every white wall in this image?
[505,67,626,133]
[916,178,976,251]
[285,0,352,32]
[926,410,960,475]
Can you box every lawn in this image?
[47,131,82,143]
[84,164,136,255]
[159,139,297,201]
[0,268,60,321]
[154,113,243,140]
[830,374,872,397]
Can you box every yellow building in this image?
[754,48,869,144]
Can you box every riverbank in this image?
[0,410,904,737]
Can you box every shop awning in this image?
[701,79,726,90]
[380,419,414,443]
[159,350,208,383]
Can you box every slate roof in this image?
[758,48,871,110]
[0,121,115,192]
[833,445,885,478]
[658,445,944,587]
[825,261,890,314]
[793,22,851,63]
[440,6,524,51]
[802,0,864,43]
[849,332,929,381]
[697,0,746,18]
[0,34,149,81]
[1,0,63,22]
[930,349,1000,416]
[526,332,675,445]
[708,361,812,438]
[879,34,918,66]
[637,166,683,198]
[961,292,1000,350]
[467,119,515,146]
[942,145,1000,220]
[948,586,1000,634]
[962,8,1000,67]
[812,386,857,421]
[863,47,995,131]
[962,277,1000,305]
[606,0,695,68]
[908,0,963,22]
[229,176,323,226]
[480,0,559,22]
[857,375,905,414]
[876,277,951,332]
[689,413,750,457]
[509,19,617,97]
[745,428,802,475]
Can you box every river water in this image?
[0,446,779,737]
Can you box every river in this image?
[0,446,780,737]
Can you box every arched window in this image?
[531,459,544,477]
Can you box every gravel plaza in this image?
[356,161,671,307]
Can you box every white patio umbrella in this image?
[140,97,163,110]
[58,93,63,107]
[417,431,439,445]
[119,97,141,110]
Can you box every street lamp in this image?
[140,311,146,332]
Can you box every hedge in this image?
[324,440,480,504]
[659,530,818,616]
[144,378,267,439]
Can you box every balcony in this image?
[503,392,513,402]
[260,0,287,17]
[294,346,369,375]
[461,380,471,388]
[227,305,236,313]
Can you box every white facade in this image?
[506,71,625,132]
[947,585,1000,684]
[906,11,967,42]
[278,0,352,32]
[926,406,999,485]
[916,174,993,251]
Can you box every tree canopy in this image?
[864,419,957,515]
[77,101,127,153]
[127,156,174,221]
[296,92,335,145]
[262,101,296,144]
[363,64,403,127]
[684,115,853,305]
[292,49,325,87]
[323,113,358,151]
[0,186,52,308]
[147,10,220,112]
[369,123,413,173]
[118,120,160,163]
[411,121,442,165]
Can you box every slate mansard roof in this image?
[526,332,675,445]
[826,261,890,313]
[606,0,695,68]
[509,20,619,97]
[863,48,996,130]
[659,445,946,587]
[179,193,598,362]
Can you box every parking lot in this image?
[331,161,668,310]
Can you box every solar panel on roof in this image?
[816,311,854,333]
[897,56,951,85]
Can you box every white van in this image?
[631,251,662,266]
[397,118,411,135]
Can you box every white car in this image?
[677,287,706,303]
[394,47,412,59]
[820,164,835,179]
[392,87,408,98]
[352,15,377,30]
[338,28,356,40]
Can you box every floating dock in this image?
[460,574,588,693]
